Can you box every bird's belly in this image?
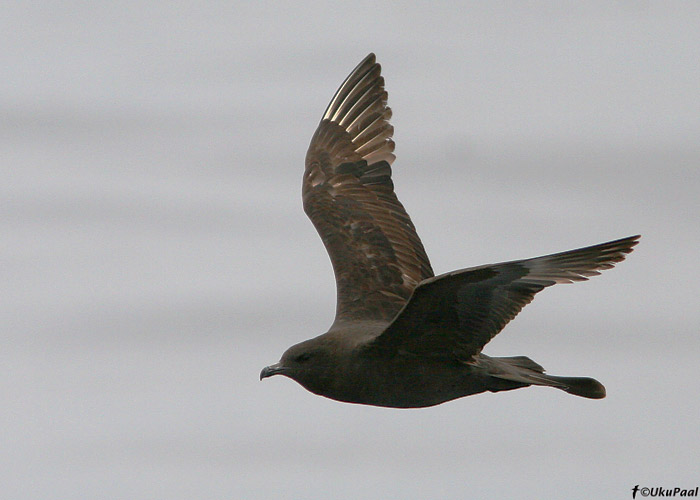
[325,359,488,408]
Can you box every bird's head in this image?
[260,337,337,392]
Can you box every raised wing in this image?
[303,53,434,323]
[366,235,640,360]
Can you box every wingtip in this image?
[315,52,396,167]
[584,234,641,267]
[614,234,641,254]
[321,53,381,122]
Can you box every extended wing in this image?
[303,54,433,323]
[366,235,640,360]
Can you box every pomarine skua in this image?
[260,53,639,408]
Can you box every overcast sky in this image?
[2,2,699,499]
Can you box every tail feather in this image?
[487,355,606,399]
[544,375,606,399]
[496,355,545,373]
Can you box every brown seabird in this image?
[260,53,639,408]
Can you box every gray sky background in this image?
[2,2,699,499]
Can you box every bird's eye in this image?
[294,353,311,363]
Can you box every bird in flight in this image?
[260,53,639,408]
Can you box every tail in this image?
[540,375,606,399]
[488,355,606,399]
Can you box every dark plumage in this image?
[260,53,639,408]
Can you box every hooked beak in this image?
[260,362,287,380]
